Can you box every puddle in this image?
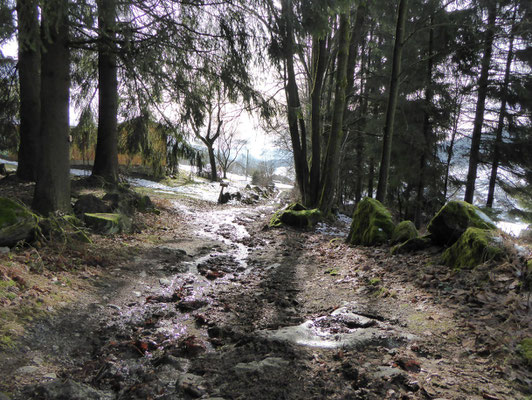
[257,305,414,350]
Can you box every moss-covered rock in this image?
[519,337,532,365]
[39,215,92,244]
[83,213,132,235]
[391,220,418,244]
[441,227,504,269]
[427,201,496,246]
[103,191,156,215]
[269,203,321,228]
[0,198,39,247]
[347,198,395,246]
[73,194,110,217]
[391,236,432,255]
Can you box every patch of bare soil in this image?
[0,178,530,400]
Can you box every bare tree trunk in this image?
[319,12,351,215]
[282,0,309,203]
[443,100,461,201]
[376,0,408,203]
[32,0,71,214]
[368,157,374,198]
[207,143,217,181]
[16,0,40,182]
[487,8,515,208]
[464,3,497,204]
[92,0,119,185]
[414,14,434,227]
[309,35,327,207]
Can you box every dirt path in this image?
[1,195,530,399]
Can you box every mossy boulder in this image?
[391,220,418,244]
[519,337,532,365]
[0,198,39,247]
[73,194,110,217]
[347,198,395,246]
[83,213,132,235]
[441,227,504,269]
[391,236,432,255]
[269,203,321,228]
[39,215,91,244]
[427,201,496,246]
[103,191,155,215]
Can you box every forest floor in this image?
[0,177,531,400]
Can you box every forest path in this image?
[2,194,529,399]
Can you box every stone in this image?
[441,227,505,269]
[176,373,206,398]
[391,220,418,244]
[233,357,290,376]
[73,195,110,216]
[0,164,7,175]
[0,247,9,254]
[269,203,321,228]
[23,379,113,400]
[0,197,39,247]
[103,191,155,215]
[347,198,395,246]
[391,236,432,254]
[83,213,132,235]
[427,200,496,246]
[16,365,40,374]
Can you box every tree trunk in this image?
[92,0,119,185]
[376,0,408,203]
[487,8,515,208]
[32,0,71,215]
[464,3,497,204]
[319,12,351,215]
[414,15,434,227]
[282,0,309,204]
[207,143,217,182]
[16,0,40,182]
[368,156,374,198]
[443,99,461,200]
[309,35,327,206]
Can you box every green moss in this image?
[0,335,16,350]
[0,198,39,246]
[369,277,381,286]
[325,268,339,276]
[391,236,432,255]
[269,204,321,228]
[391,220,418,244]
[428,200,496,245]
[519,338,532,364]
[347,198,395,246]
[84,213,131,235]
[441,227,504,269]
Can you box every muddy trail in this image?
[1,195,530,400]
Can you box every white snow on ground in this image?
[128,177,222,203]
[496,221,528,237]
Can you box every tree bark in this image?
[464,2,497,204]
[16,0,40,182]
[487,8,515,208]
[282,0,309,203]
[309,35,327,207]
[32,0,71,215]
[319,12,351,215]
[376,0,408,203]
[92,0,119,185]
[414,14,434,227]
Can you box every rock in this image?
[73,195,110,216]
[269,203,321,228]
[23,379,113,400]
[427,200,496,246]
[373,366,405,381]
[391,236,432,254]
[0,197,39,247]
[16,365,40,374]
[0,164,7,175]
[233,357,290,376]
[103,191,155,215]
[347,198,395,246]
[520,225,532,242]
[39,215,91,244]
[176,373,206,398]
[83,213,132,235]
[391,220,418,244]
[441,227,505,269]
[0,246,9,254]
